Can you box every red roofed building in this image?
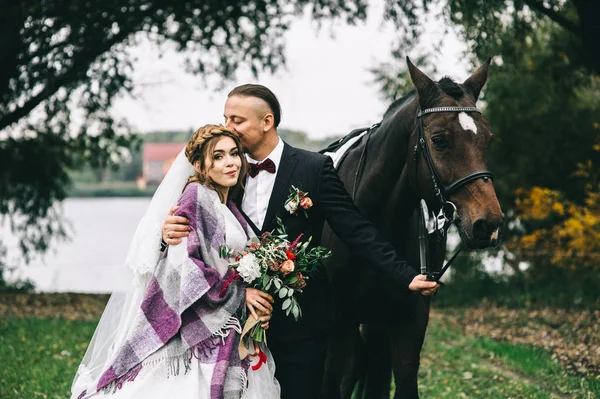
[143,143,186,184]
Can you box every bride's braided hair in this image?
[185,124,247,201]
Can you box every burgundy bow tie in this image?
[248,158,276,178]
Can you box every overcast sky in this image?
[112,3,470,139]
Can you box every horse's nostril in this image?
[473,219,496,240]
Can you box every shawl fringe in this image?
[98,316,246,395]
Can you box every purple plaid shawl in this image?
[87,183,253,398]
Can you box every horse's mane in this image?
[383,76,467,118]
[383,90,416,118]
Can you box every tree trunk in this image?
[573,0,600,75]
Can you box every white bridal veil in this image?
[71,148,194,397]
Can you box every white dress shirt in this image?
[242,138,284,230]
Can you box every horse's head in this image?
[407,58,504,249]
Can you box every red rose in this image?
[285,250,296,260]
[299,197,313,209]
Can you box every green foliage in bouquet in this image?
[220,217,330,341]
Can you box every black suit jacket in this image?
[241,142,417,342]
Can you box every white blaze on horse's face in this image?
[458,112,478,134]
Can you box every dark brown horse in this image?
[320,58,504,398]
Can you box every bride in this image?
[71,125,280,399]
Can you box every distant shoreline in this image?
[68,181,158,198]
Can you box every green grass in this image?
[416,315,599,398]
[0,318,97,399]
[1,314,598,399]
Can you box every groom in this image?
[162,84,439,398]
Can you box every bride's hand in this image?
[162,206,191,245]
[259,313,272,329]
[246,288,274,328]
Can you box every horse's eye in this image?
[431,135,448,149]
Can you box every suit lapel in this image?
[262,143,298,232]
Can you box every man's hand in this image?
[162,206,191,245]
[246,288,274,329]
[408,274,440,296]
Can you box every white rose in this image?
[237,253,262,283]
[285,200,298,214]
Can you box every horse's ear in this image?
[463,58,491,101]
[406,57,439,109]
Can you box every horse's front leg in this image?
[388,295,430,399]
[339,323,366,399]
[320,320,361,399]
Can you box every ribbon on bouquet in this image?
[238,311,268,370]
[250,343,268,371]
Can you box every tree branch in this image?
[0,30,131,131]
[523,0,580,36]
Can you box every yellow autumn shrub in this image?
[511,181,600,271]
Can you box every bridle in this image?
[414,106,495,282]
[347,106,497,283]
[415,106,494,208]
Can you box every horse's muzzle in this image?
[471,217,503,248]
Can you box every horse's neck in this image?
[370,98,418,165]
[354,97,419,223]
[382,166,416,243]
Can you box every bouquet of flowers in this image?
[219,218,330,342]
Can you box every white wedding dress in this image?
[80,203,280,399]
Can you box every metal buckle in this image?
[442,201,460,223]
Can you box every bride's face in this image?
[204,136,242,189]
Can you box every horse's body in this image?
[321,59,504,398]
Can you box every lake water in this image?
[3,198,500,293]
[4,198,151,293]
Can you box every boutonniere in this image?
[284,186,313,217]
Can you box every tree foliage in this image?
[510,180,600,272]
[465,13,600,279]
[507,126,600,271]
[2,0,599,283]
[371,0,600,283]
[0,0,379,271]
[482,22,600,205]
[446,0,600,76]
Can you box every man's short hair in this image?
[228,84,282,127]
